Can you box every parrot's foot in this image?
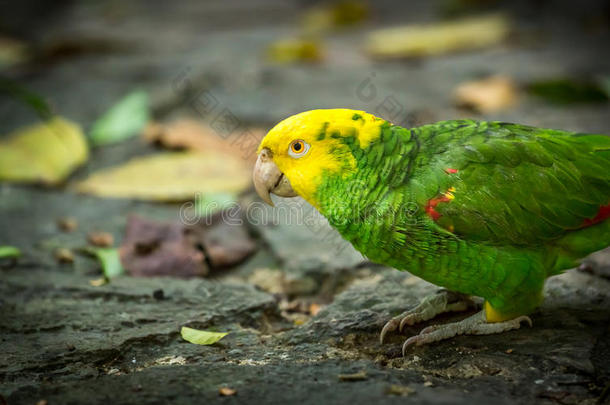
[380,290,475,344]
[401,310,532,356]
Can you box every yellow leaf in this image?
[0,117,89,185]
[181,327,228,345]
[73,152,250,201]
[366,14,510,59]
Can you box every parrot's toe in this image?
[380,290,474,344]
[400,311,533,356]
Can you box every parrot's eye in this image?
[288,139,310,158]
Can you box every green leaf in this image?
[181,326,228,345]
[89,90,149,146]
[0,246,21,258]
[85,247,124,279]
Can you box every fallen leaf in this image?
[85,247,125,279]
[87,231,114,247]
[0,117,89,185]
[89,90,149,146]
[143,119,265,164]
[57,217,78,232]
[338,370,368,381]
[218,387,237,396]
[186,210,256,269]
[119,215,208,278]
[267,38,323,64]
[74,152,250,201]
[181,326,228,345]
[0,246,20,258]
[366,14,510,58]
[453,75,518,113]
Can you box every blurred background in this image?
[1,1,609,403]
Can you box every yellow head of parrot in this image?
[253,109,384,207]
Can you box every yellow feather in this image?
[258,109,385,205]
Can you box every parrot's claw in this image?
[380,290,474,344]
[401,311,533,356]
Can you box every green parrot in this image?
[253,109,610,355]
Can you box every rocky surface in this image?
[1,0,610,404]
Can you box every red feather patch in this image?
[580,204,610,228]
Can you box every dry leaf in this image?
[119,215,208,278]
[219,387,237,396]
[0,117,88,185]
[143,119,265,164]
[180,327,228,345]
[366,14,510,58]
[453,75,518,113]
[74,152,250,201]
[186,210,256,269]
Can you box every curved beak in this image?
[253,148,297,206]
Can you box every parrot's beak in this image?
[253,148,297,206]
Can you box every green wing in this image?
[407,121,610,246]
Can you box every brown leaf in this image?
[453,75,518,113]
[186,210,256,269]
[143,119,265,164]
[119,215,208,278]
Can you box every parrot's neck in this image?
[313,123,421,240]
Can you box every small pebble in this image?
[57,217,78,232]
[338,370,368,381]
[55,248,74,264]
[219,387,237,396]
[87,231,114,247]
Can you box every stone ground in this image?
[1,1,610,404]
